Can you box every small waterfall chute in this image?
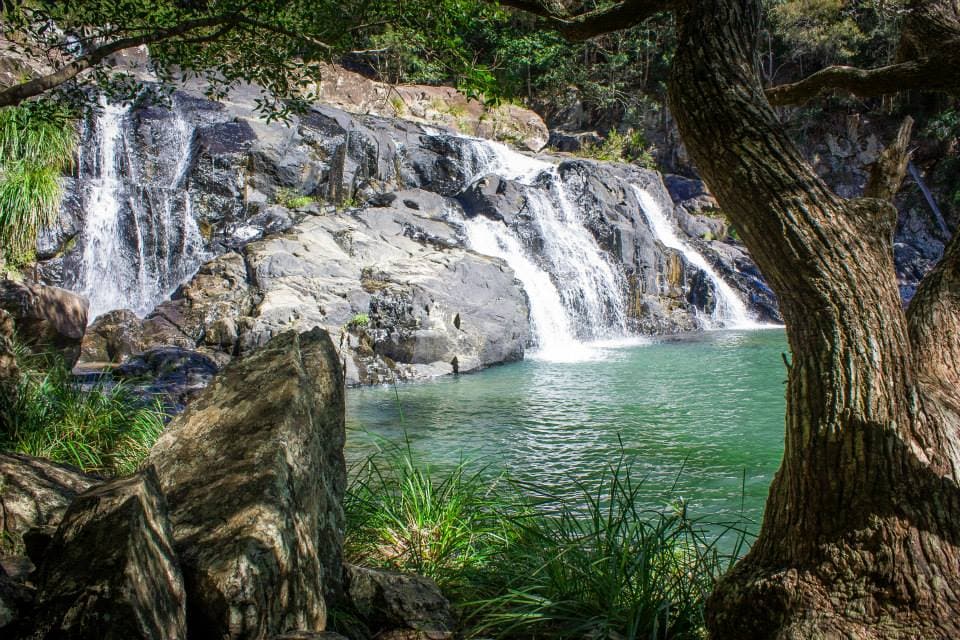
[631,186,759,329]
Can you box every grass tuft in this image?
[0,103,77,266]
[343,438,751,639]
[0,342,167,477]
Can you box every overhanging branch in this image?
[496,0,676,41]
[765,54,960,107]
[0,14,239,108]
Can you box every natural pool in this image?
[346,328,787,533]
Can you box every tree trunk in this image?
[667,0,960,637]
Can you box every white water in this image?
[80,102,130,319]
[458,137,631,361]
[632,186,759,329]
[78,101,206,321]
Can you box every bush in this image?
[0,345,167,476]
[347,313,371,329]
[343,439,750,639]
[274,186,315,210]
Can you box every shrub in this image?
[0,345,167,476]
[347,313,371,329]
[274,186,315,209]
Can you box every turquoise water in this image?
[346,329,788,531]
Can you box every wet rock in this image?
[663,174,719,213]
[114,347,221,410]
[147,328,346,639]
[80,309,145,363]
[344,564,454,639]
[30,468,186,640]
[0,279,88,367]
[270,633,349,640]
[0,453,101,552]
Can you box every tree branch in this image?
[496,0,676,41]
[864,116,914,202]
[0,14,238,108]
[765,54,960,106]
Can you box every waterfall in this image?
[458,137,629,358]
[80,102,130,319]
[78,100,206,321]
[631,186,757,329]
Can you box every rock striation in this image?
[147,327,346,639]
[30,468,186,640]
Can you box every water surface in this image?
[347,329,788,530]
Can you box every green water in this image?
[346,329,788,530]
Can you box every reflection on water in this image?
[346,329,788,531]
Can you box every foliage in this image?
[274,187,314,209]
[0,103,77,267]
[579,128,657,168]
[0,343,167,477]
[343,439,750,639]
[347,313,370,330]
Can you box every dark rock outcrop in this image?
[0,279,88,367]
[344,564,454,640]
[30,468,186,640]
[80,309,146,363]
[0,453,101,553]
[147,328,346,639]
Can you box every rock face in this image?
[39,74,780,385]
[30,468,186,640]
[0,279,88,367]
[344,564,454,639]
[311,63,548,152]
[147,328,346,639]
[0,453,101,552]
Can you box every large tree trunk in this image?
[667,0,960,637]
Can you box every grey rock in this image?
[344,564,454,639]
[0,279,88,367]
[31,468,186,640]
[114,346,221,411]
[147,328,346,639]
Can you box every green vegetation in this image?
[0,103,77,268]
[347,313,371,329]
[344,439,748,639]
[580,128,657,169]
[0,343,167,477]
[274,187,315,210]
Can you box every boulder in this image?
[310,63,548,152]
[79,309,145,363]
[344,564,454,640]
[114,347,222,411]
[0,453,101,552]
[30,468,186,640]
[147,328,346,639]
[0,279,88,367]
[269,634,349,640]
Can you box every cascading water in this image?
[631,186,758,329]
[457,137,630,358]
[79,102,130,318]
[78,100,206,321]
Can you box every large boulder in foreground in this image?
[0,279,88,367]
[30,468,186,640]
[148,327,346,639]
[0,453,101,552]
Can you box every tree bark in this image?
[667,0,960,637]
